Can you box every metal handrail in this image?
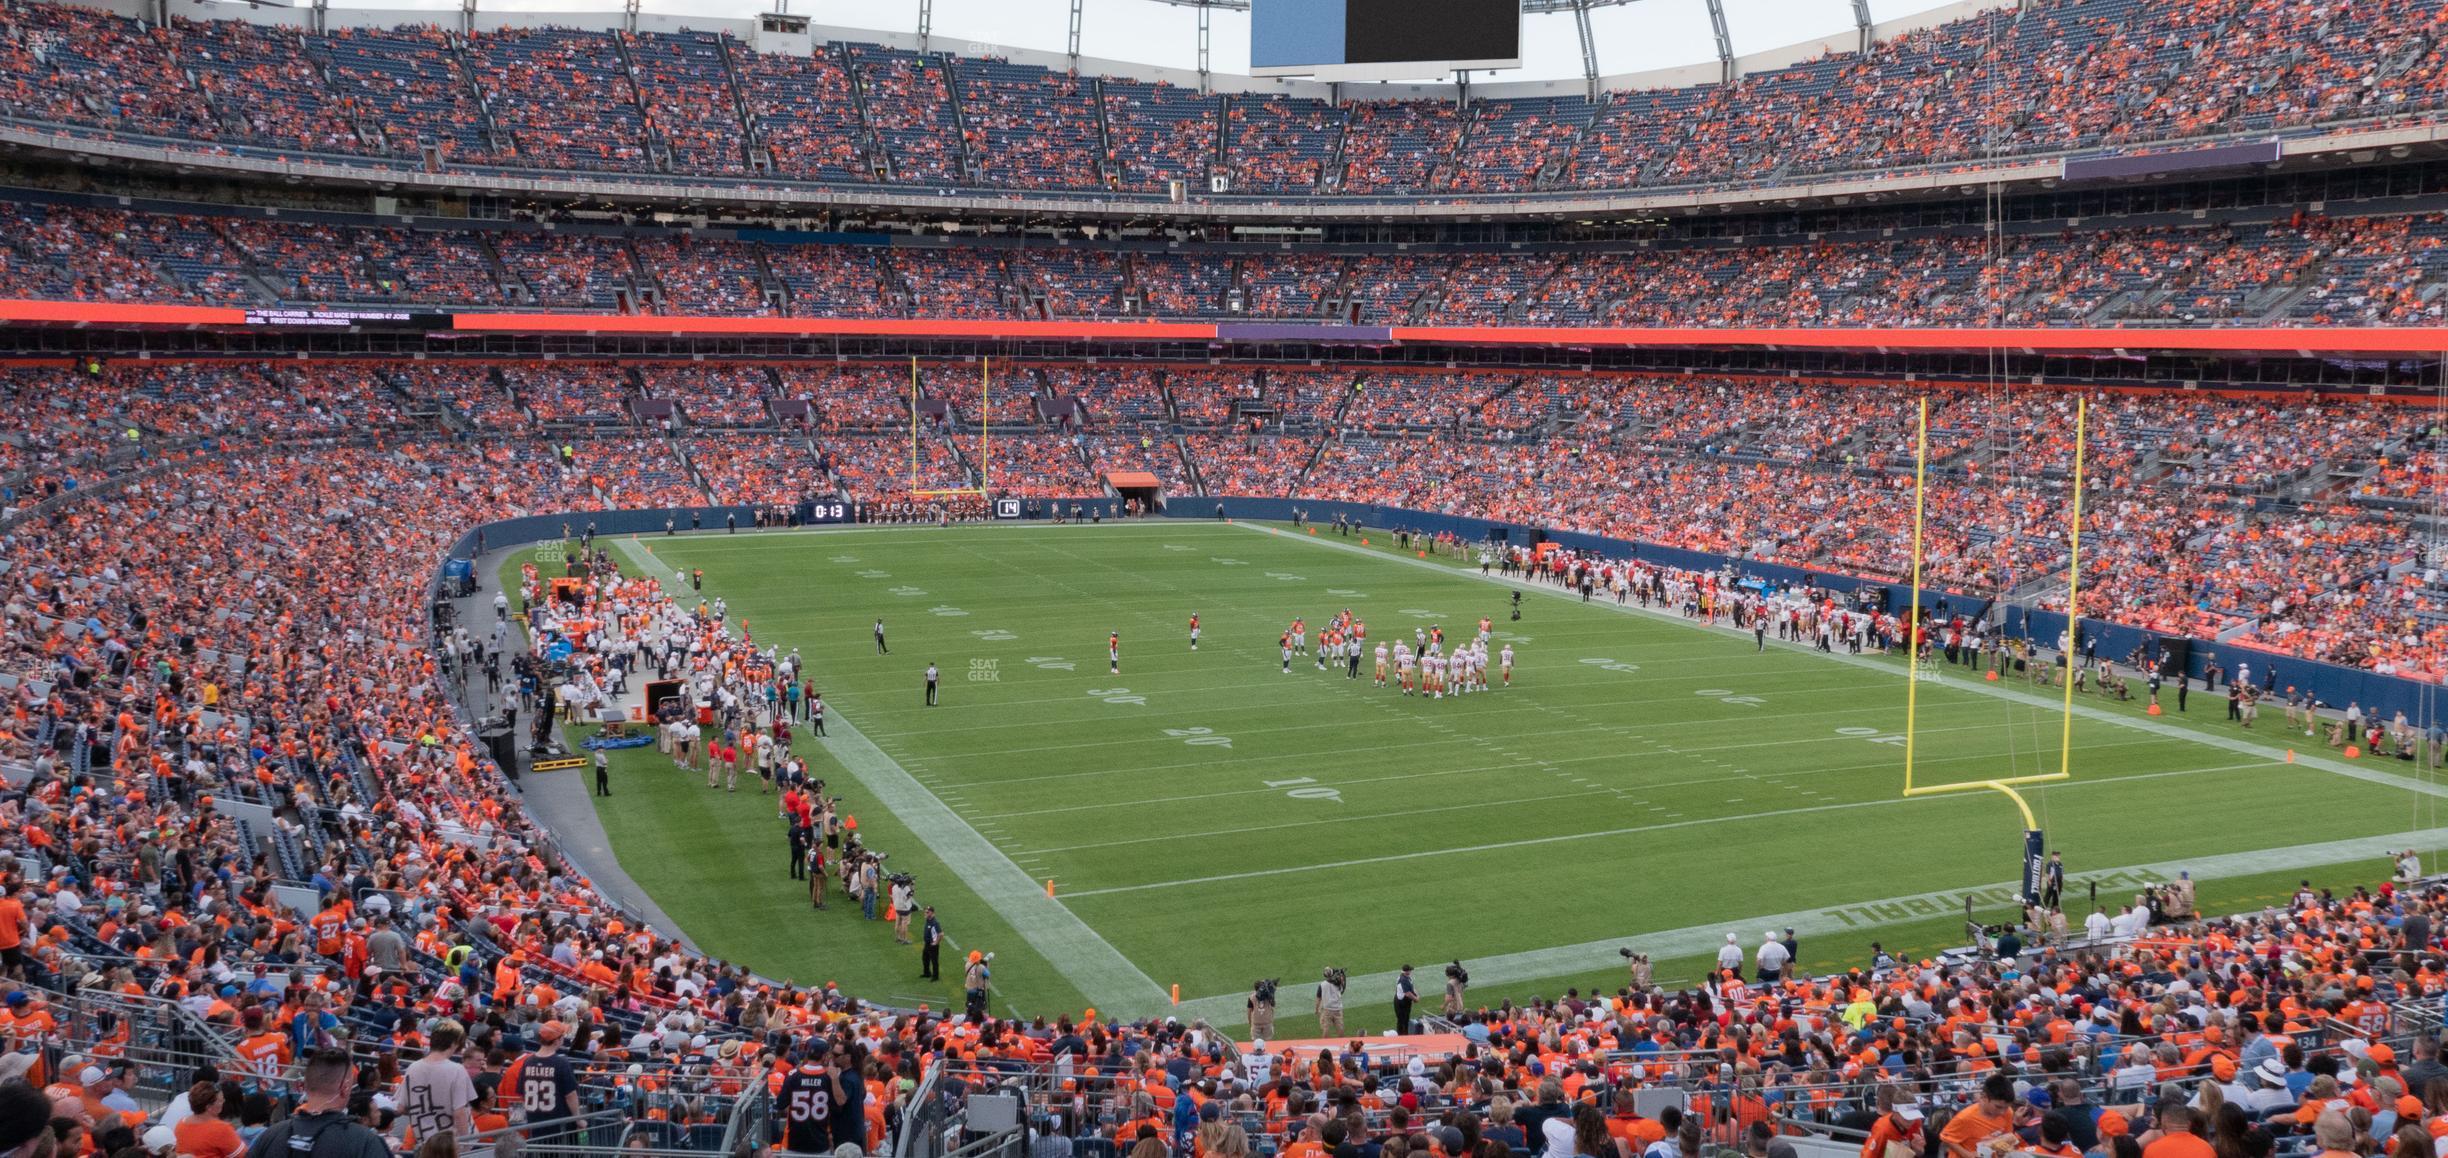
[894,1062,951,1158]
[461,1105,633,1150]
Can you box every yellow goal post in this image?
[1898,394,2088,834]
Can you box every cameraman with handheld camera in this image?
[888,871,917,944]
[1248,978,1278,1040]
[1620,947,1653,989]
[1442,960,1469,1017]
[1315,967,1346,1036]
[963,950,994,1021]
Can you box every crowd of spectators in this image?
[775,367,908,432]
[0,350,2444,1158]
[736,43,872,181]
[387,363,528,430]
[12,0,2448,195]
[954,61,1104,190]
[492,233,636,310]
[503,365,637,424]
[632,237,773,316]
[686,432,829,504]
[847,46,966,186]
[10,201,2446,330]
[1013,250,1127,318]
[1338,101,1466,194]
[978,432,1101,497]
[1103,80,1219,193]
[461,27,656,172]
[622,30,751,175]
[0,355,2437,678]
[639,366,779,428]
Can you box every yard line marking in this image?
[977,733,2238,826]
[1243,523,2448,804]
[1015,787,1622,856]
[1059,759,2275,898]
[859,676,1899,739]
[834,663,1881,714]
[976,760,1545,819]
[938,731,1561,788]
[609,538,1170,1016]
[1167,823,2448,1024]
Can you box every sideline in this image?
[1062,758,2266,897]
[607,537,1174,1017]
[1169,826,2448,1023]
[464,543,700,951]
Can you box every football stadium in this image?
[0,0,2445,1157]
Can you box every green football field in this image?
[544,520,2448,1033]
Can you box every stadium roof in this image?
[287,0,1978,88]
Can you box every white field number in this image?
[854,569,891,579]
[1264,777,1342,803]
[887,585,927,597]
[1210,557,1248,566]
[1263,572,1305,582]
[971,628,1016,641]
[1164,727,1232,749]
[1695,688,1767,707]
[925,603,966,615]
[1398,608,1446,619]
[1087,687,1146,706]
[1837,726,1908,746]
[1579,657,1640,674]
[1026,656,1074,671]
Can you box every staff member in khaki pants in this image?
[1315,968,1345,1036]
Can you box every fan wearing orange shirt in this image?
[232,1008,292,1094]
[172,1082,244,1158]
[0,883,26,979]
[1940,1076,2019,1158]
[2142,1100,2215,1158]
[1280,1119,1328,1158]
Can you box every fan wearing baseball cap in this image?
[1858,1088,1922,1158]
[510,1022,579,1132]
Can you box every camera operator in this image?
[1247,979,1278,1040]
[889,873,917,944]
[963,951,993,1021]
[1315,968,1345,1036]
[1621,949,1653,990]
[1442,961,1468,1017]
